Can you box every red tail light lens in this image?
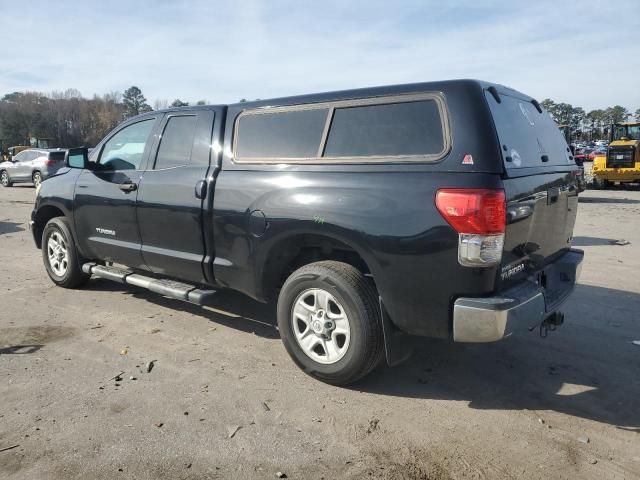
[44,159,55,166]
[435,189,506,234]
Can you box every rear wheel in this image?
[42,217,90,288]
[277,261,384,385]
[0,170,12,187]
[32,171,42,188]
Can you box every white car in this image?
[0,149,66,188]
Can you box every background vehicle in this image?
[29,80,582,384]
[588,146,607,161]
[558,125,586,192]
[573,148,589,165]
[592,122,640,189]
[0,148,66,187]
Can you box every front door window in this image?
[99,119,155,170]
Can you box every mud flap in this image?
[379,297,413,367]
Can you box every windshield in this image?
[613,124,640,141]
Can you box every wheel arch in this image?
[33,204,66,248]
[258,231,376,302]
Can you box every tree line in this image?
[0,86,207,149]
[540,99,640,141]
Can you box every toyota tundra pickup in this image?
[30,80,584,384]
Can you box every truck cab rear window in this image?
[234,94,449,163]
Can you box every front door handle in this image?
[119,182,137,192]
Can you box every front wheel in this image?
[41,217,90,288]
[0,170,12,187]
[277,261,384,385]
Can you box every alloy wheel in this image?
[291,288,351,364]
[47,231,69,277]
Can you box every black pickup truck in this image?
[30,80,583,384]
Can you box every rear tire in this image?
[42,217,90,288]
[277,261,384,385]
[0,170,12,187]
[32,171,42,188]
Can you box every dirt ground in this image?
[1,184,639,480]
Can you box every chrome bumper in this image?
[453,249,584,342]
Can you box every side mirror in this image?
[65,147,89,169]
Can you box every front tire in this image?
[0,170,12,187]
[277,261,384,385]
[42,217,90,288]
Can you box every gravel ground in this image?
[0,184,639,480]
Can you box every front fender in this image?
[31,169,79,248]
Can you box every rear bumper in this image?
[452,249,584,342]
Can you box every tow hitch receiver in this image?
[539,312,564,338]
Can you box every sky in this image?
[0,0,638,112]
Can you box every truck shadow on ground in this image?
[0,221,24,235]
[85,279,639,430]
[579,195,640,204]
[85,279,279,339]
[0,345,43,355]
[359,283,640,431]
[572,236,622,246]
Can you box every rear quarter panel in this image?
[212,170,502,338]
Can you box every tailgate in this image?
[484,89,579,287]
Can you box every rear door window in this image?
[13,151,28,162]
[323,100,444,157]
[154,115,198,169]
[485,91,573,170]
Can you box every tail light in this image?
[44,159,56,166]
[435,189,506,267]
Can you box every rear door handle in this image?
[119,182,137,192]
[195,180,207,199]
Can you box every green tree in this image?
[170,99,189,107]
[635,108,640,121]
[606,105,630,124]
[540,98,556,117]
[0,90,125,148]
[122,86,152,118]
[196,100,207,105]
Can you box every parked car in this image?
[0,148,66,188]
[29,80,583,384]
[588,146,607,161]
[574,148,588,165]
[579,147,595,159]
